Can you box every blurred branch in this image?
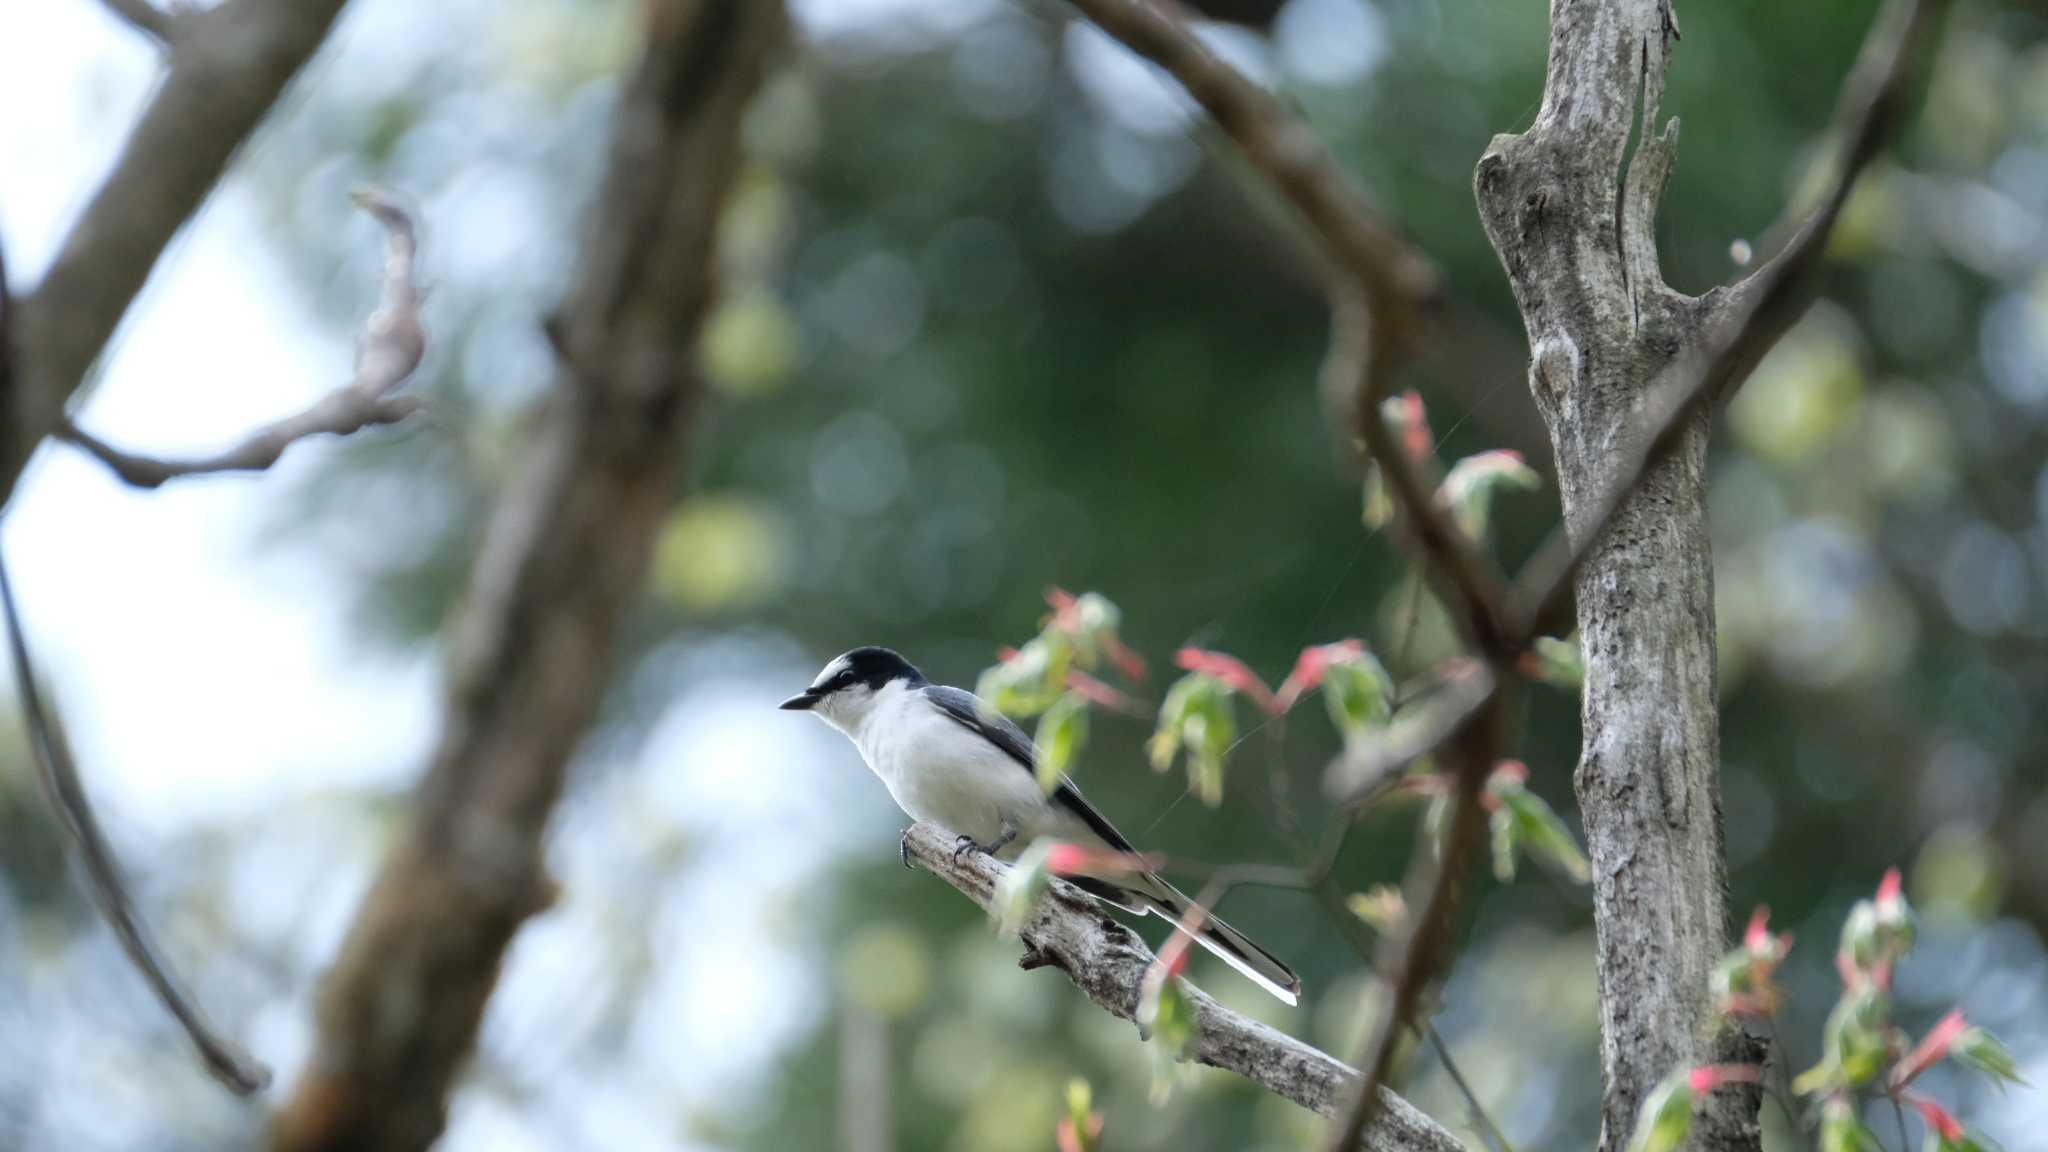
[269,5,787,1151]
[899,823,1461,1152]
[61,392,418,488]
[1506,0,1942,643]
[98,0,176,45]
[1060,0,1509,655]
[59,187,426,488]
[0,558,270,1092]
[2,244,266,1090]
[5,0,349,509]
[1327,687,1507,1152]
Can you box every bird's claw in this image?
[900,828,915,870]
[951,834,981,862]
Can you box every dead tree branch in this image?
[268,5,787,1151]
[900,823,1461,1152]
[6,0,349,508]
[60,187,426,488]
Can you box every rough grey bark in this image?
[898,823,1461,1152]
[269,4,786,1150]
[7,0,350,506]
[1472,3,1761,1148]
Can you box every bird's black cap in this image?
[779,647,925,710]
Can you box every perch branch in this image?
[899,823,1461,1152]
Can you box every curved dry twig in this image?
[6,0,350,508]
[61,187,425,489]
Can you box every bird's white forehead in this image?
[812,654,853,688]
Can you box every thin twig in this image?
[60,187,425,488]
[1509,0,1941,641]
[0,558,270,1092]
[6,222,270,1093]
[1889,1091,1911,1152]
[62,393,420,488]
[1425,1024,1514,1152]
[1062,0,1513,654]
[1328,685,1508,1151]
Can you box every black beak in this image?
[779,690,820,711]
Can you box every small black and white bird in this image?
[781,646,1301,1005]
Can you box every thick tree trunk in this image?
[270,4,786,1150]
[1472,2,1761,1148]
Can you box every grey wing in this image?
[919,685,1139,854]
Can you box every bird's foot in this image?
[900,827,915,870]
[951,834,981,862]
[985,821,1018,857]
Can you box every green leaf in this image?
[995,841,1056,937]
[1347,885,1406,935]
[1526,633,1585,690]
[1493,778,1591,883]
[1955,1025,2028,1089]
[1625,1070,1695,1152]
[1797,984,1890,1094]
[1491,805,1518,882]
[1138,965,1199,1104]
[978,636,1072,718]
[1321,653,1395,734]
[1438,450,1541,541]
[1820,1096,1881,1152]
[1149,674,1235,805]
[1034,694,1089,795]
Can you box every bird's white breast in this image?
[849,683,1059,855]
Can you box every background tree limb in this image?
[6,0,348,509]
[268,4,787,1149]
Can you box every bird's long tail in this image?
[1139,878,1301,1007]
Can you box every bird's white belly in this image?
[855,691,1059,857]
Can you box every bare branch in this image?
[899,823,1461,1152]
[1062,0,1516,652]
[1508,0,1942,641]
[60,394,419,488]
[269,6,788,1150]
[6,0,350,509]
[0,559,269,1092]
[1326,685,1508,1152]
[60,187,426,488]
[97,0,176,45]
